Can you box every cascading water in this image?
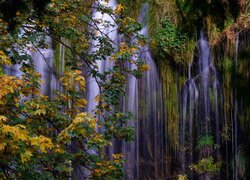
[232,31,239,180]
[3,2,250,179]
[180,31,221,178]
[76,0,118,178]
[3,2,165,179]
[3,64,22,77]
[123,4,166,179]
[86,0,117,113]
[87,2,166,179]
[123,45,139,179]
[30,38,54,96]
[176,30,250,180]
[4,37,54,97]
[198,32,212,134]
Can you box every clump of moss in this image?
[154,19,193,64]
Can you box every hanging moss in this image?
[160,61,180,151]
[148,0,179,37]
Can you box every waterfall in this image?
[233,32,239,180]
[123,44,139,179]
[3,2,165,179]
[198,32,212,134]
[3,64,22,77]
[86,0,117,113]
[75,0,118,178]
[31,38,54,96]
[3,2,250,179]
[4,37,54,97]
[180,31,220,177]
[123,4,166,179]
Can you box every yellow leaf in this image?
[21,150,33,163]
[33,109,46,116]
[0,143,6,151]
[139,64,150,72]
[115,4,124,14]
[54,145,64,153]
[76,98,87,108]
[30,136,53,152]
[0,50,12,65]
[16,11,21,16]
[131,47,137,52]
[94,95,101,102]
[17,124,26,129]
[0,115,7,123]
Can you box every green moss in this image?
[153,19,192,65]
[224,57,233,73]
[161,61,180,150]
[197,135,214,149]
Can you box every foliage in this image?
[192,135,221,177]
[0,0,51,31]
[0,0,147,179]
[178,174,188,180]
[149,0,179,37]
[154,19,189,63]
[176,0,241,33]
[191,156,222,175]
[197,135,215,149]
[0,67,125,179]
[196,135,220,157]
